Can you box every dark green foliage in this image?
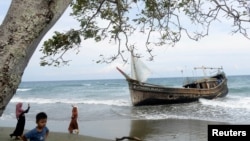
[40,0,250,66]
[40,29,81,66]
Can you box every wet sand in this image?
[0,127,110,141]
[0,118,228,141]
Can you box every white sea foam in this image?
[82,83,91,86]
[17,88,31,91]
[0,114,14,121]
[137,112,210,121]
[199,96,250,109]
[83,99,130,106]
[10,97,130,106]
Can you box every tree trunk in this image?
[0,0,72,116]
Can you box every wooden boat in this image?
[116,56,228,106]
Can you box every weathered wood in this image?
[0,0,72,116]
[117,67,228,106]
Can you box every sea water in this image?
[1,75,250,137]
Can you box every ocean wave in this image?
[83,99,130,106]
[129,111,220,122]
[10,97,131,107]
[82,83,91,86]
[17,88,31,92]
[0,114,14,120]
[199,96,250,109]
[144,114,205,121]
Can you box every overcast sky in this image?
[1,1,250,81]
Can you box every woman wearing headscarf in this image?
[10,102,30,139]
[68,105,79,134]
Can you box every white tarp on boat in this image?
[131,55,151,82]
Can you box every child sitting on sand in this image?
[21,112,49,141]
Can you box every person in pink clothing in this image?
[10,103,30,139]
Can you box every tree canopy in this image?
[40,0,250,66]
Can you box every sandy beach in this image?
[0,127,111,141]
[0,118,228,141]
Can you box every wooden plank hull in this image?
[127,74,228,106]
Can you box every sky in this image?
[1,1,250,81]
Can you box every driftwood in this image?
[115,136,142,141]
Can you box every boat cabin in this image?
[183,73,225,89]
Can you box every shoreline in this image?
[0,127,111,141]
[0,118,229,141]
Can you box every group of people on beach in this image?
[9,102,79,141]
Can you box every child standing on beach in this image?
[68,105,79,134]
[21,112,49,141]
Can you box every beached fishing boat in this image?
[116,56,228,106]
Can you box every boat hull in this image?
[116,67,229,106]
[127,75,228,106]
